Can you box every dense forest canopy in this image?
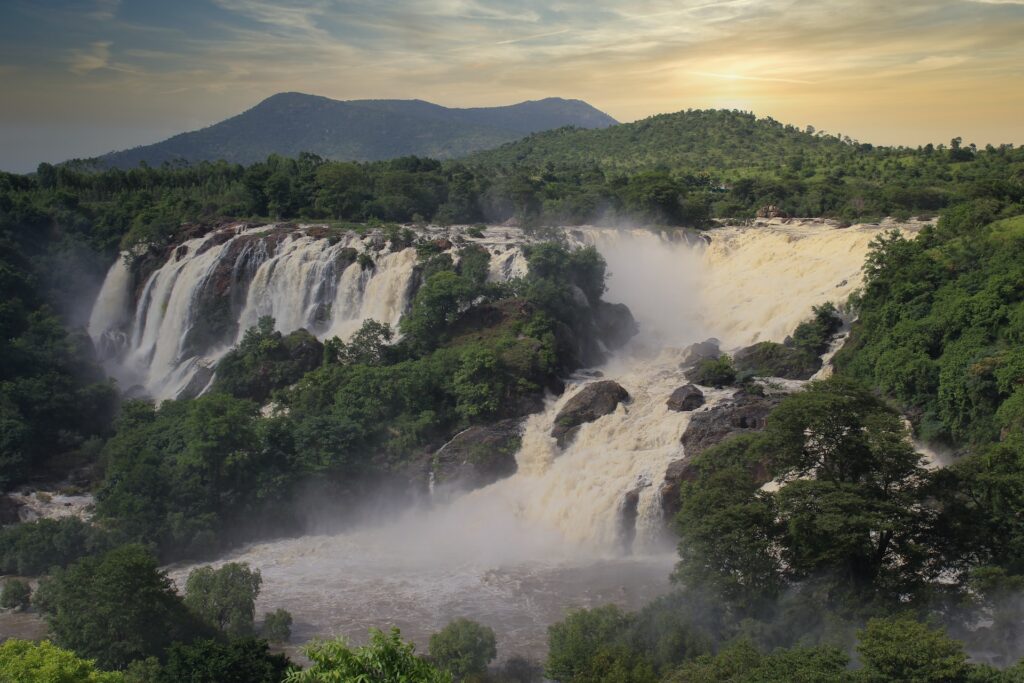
[2,107,1024,681]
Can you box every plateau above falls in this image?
[84,217,926,658]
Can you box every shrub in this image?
[1,578,31,610]
[687,355,737,388]
[184,562,262,638]
[286,628,451,682]
[261,608,293,643]
[429,618,497,680]
[0,639,124,683]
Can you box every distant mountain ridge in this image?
[96,93,618,169]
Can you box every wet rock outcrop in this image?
[431,419,523,494]
[552,380,630,448]
[732,341,822,380]
[666,384,704,412]
[681,392,780,456]
[595,302,639,350]
[679,339,721,370]
[660,392,781,519]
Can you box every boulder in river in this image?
[679,338,721,370]
[594,301,638,350]
[431,419,523,494]
[666,384,704,412]
[551,380,630,448]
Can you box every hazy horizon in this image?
[2,0,1023,173]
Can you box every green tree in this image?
[0,517,115,576]
[0,639,124,683]
[184,562,262,638]
[855,617,969,682]
[1,577,31,610]
[156,638,292,683]
[675,378,934,614]
[546,606,632,682]
[666,640,849,683]
[400,270,477,352]
[285,628,452,683]
[261,607,293,643]
[429,618,498,680]
[33,545,210,669]
[325,319,394,366]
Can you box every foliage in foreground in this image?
[285,628,452,683]
[33,544,213,669]
[429,618,498,680]
[0,639,124,683]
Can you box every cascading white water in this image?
[87,224,531,399]
[165,219,919,659]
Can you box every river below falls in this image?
[167,530,675,661]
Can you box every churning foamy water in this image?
[152,220,913,658]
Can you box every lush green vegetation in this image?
[0,516,114,575]
[468,111,1024,225]
[1,577,32,610]
[836,203,1024,446]
[285,628,452,683]
[1,107,1023,681]
[212,318,323,404]
[0,639,125,683]
[429,618,498,680]
[0,182,117,488]
[94,394,294,559]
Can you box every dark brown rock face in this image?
[660,393,781,519]
[679,339,721,370]
[432,419,523,494]
[658,459,701,520]
[551,380,630,448]
[666,384,705,412]
[680,393,781,457]
[594,301,639,350]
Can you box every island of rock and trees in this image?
[2,100,1024,682]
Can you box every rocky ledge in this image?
[551,380,631,448]
[430,419,524,497]
[659,391,780,519]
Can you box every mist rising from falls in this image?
[164,220,904,657]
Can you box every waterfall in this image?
[88,224,514,400]
[164,219,917,656]
[442,221,903,552]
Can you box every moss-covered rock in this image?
[733,341,822,380]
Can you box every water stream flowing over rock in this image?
[134,220,911,659]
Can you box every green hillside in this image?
[468,109,855,174]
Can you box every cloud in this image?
[68,41,112,74]
[496,29,571,45]
[686,71,815,85]
[92,0,121,20]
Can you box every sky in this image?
[1,0,1022,172]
